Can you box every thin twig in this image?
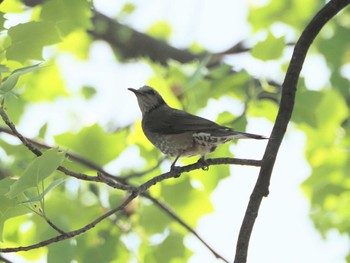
[44,216,67,235]
[31,204,67,235]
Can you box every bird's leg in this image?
[197,156,209,171]
[170,154,181,174]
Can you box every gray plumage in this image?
[129,85,267,167]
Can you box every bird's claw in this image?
[198,157,209,171]
[170,165,181,177]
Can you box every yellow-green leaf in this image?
[6,148,65,198]
[7,22,61,63]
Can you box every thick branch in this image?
[234,1,350,262]
[89,11,205,65]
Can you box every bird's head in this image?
[128,86,166,114]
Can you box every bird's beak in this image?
[128,88,139,94]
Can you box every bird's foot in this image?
[170,164,181,177]
[197,157,209,171]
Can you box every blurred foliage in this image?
[0,0,349,262]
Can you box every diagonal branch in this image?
[0,193,137,253]
[0,255,12,263]
[0,115,258,261]
[234,1,350,262]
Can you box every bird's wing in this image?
[144,105,229,135]
[143,105,267,139]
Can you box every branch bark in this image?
[234,1,350,262]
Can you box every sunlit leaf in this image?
[147,21,172,40]
[251,33,285,61]
[58,30,91,59]
[22,63,68,102]
[6,148,65,198]
[0,0,23,13]
[6,22,61,63]
[55,124,128,166]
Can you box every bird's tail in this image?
[230,131,268,140]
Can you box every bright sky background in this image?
[5,0,350,262]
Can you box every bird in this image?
[128,85,267,169]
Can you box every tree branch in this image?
[0,151,257,255]
[234,1,350,262]
[0,117,259,261]
[0,193,137,253]
[89,11,205,65]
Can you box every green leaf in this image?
[0,178,29,241]
[0,178,20,215]
[0,64,9,73]
[0,12,5,31]
[251,33,285,61]
[248,0,321,31]
[120,3,136,15]
[6,22,61,63]
[0,64,42,95]
[22,63,68,102]
[292,90,324,128]
[38,123,48,139]
[315,90,348,129]
[58,30,91,59]
[6,148,65,198]
[54,124,128,166]
[139,204,173,235]
[147,21,172,40]
[161,177,213,223]
[20,177,66,204]
[1,92,25,124]
[81,86,97,99]
[0,0,23,13]
[47,240,75,263]
[154,232,186,262]
[40,0,92,36]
